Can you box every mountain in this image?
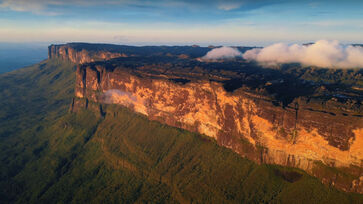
[48,43,254,64]
[0,43,362,203]
[54,43,362,193]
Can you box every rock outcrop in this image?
[48,44,127,64]
[52,43,363,193]
[48,43,215,64]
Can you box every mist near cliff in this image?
[243,40,363,69]
[103,89,137,104]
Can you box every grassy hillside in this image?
[0,58,75,137]
[0,59,76,202]
[0,59,362,203]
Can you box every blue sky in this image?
[0,0,362,46]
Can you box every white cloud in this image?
[243,40,363,68]
[0,0,277,15]
[203,46,242,60]
[0,0,62,15]
[0,0,130,15]
[217,2,243,11]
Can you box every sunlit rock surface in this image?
[53,43,363,193]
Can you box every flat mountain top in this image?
[81,55,363,113]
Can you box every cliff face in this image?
[48,43,215,64]
[50,44,362,193]
[72,63,363,193]
[48,44,127,64]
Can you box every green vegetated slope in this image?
[0,59,76,202]
[0,58,75,137]
[0,59,362,204]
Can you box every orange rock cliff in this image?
[49,43,363,193]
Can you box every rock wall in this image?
[72,63,363,193]
[48,44,126,64]
[48,43,214,64]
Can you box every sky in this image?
[0,0,362,46]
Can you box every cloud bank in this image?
[243,40,363,69]
[203,46,242,60]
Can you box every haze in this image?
[0,0,362,46]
